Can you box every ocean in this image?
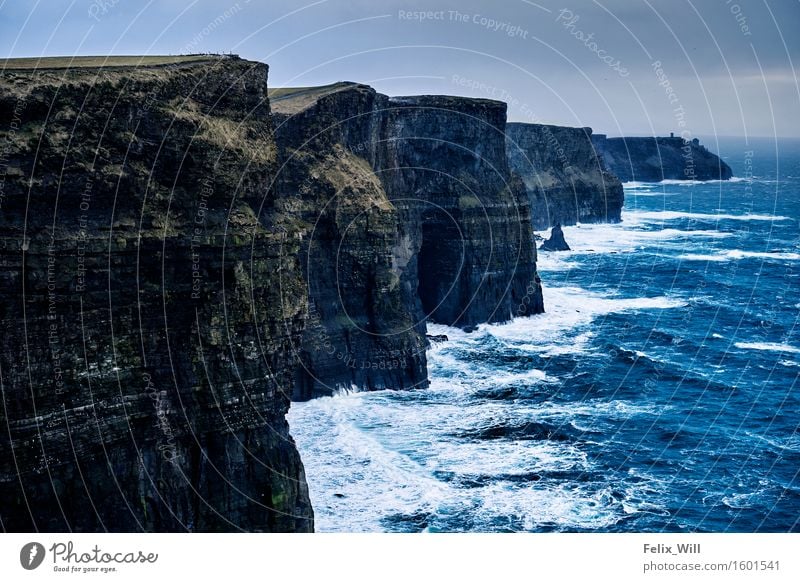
[287,138,800,532]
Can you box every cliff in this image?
[272,84,542,399]
[271,83,429,400]
[1,60,545,531]
[0,56,313,531]
[591,134,733,182]
[506,123,623,230]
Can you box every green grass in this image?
[268,82,362,114]
[0,54,228,70]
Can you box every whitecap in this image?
[622,181,658,189]
[659,178,745,185]
[627,210,791,222]
[549,222,732,256]
[679,250,800,262]
[625,191,679,197]
[733,342,800,354]
[481,286,685,346]
[726,250,800,260]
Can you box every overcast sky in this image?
[2,0,799,137]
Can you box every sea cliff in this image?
[272,83,542,399]
[0,56,313,531]
[0,60,543,531]
[506,123,624,229]
[591,134,733,182]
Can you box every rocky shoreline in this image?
[0,55,732,532]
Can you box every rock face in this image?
[506,123,623,230]
[1,61,546,531]
[591,134,733,182]
[272,84,543,398]
[0,56,313,532]
[540,225,571,252]
[384,96,542,329]
[271,83,429,400]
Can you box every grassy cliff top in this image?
[268,82,371,115]
[0,54,233,71]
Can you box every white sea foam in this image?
[622,181,657,189]
[626,210,791,222]
[536,222,734,260]
[727,250,800,260]
[734,342,800,354]
[535,252,580,272]
[678,250,800,262]
[676,253,728,262]
[721,492,760,509]
[746,431,800,453]
[289,390,666,532]
[480,286,685,349]
[623,177,752,187]
[626,191,679,197]
[660,178,747,185]
[288,395,452,532]
[475,482,626,530]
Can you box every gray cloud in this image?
[2,0,798,136]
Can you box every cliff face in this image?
[271,83,429,400]
[0,57,313,531]
[381,96,541,329]
[272,85,542,398]
[591,134,733,182]
[506,123,624,230]
[1,60,546,531]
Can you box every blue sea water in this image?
[288,138,800,532]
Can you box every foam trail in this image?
[678,250,800,262]
[539,222,734,257]
[734,342,800,354]
[627,210,791,222]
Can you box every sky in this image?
[1,0,799,138]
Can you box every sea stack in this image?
[540,224,572,251]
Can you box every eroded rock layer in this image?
[272,84,542,399]
[506,123,624,230]
[0,57,313,532]
[591,134,733,182]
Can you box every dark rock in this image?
[0,56,313,532]
[1,63,549,532]
[272,85,544,398]
[506,123,623,229]
[382,95,542,328]
[591,134,733,182]
[271,83,429,401]
[540,225,571,252]
[426,334,449,343]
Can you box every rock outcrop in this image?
[0,56,313,532]
[540,224,571,252]
[591,134,733,182]
[506,123,623,230]
[271,83,429,400]
[1,61,545,531]
[272,84,543,398]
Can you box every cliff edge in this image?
[0,56,313,531]
[271,84,543,399]
[591,134,733,182]
[1,61,547,530]
[506,123,623,230]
